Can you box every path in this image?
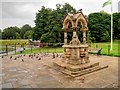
[1,54,119,88]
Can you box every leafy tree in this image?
[13,26,20,34]
[20,24,32,39]
[113,13,120,39]
[34,3,76,43]
[24,30,33,39]
[0,29,2,39]
[88,12,111,42]
[2,27,17,39]
[15,32,20,39]
[2,3,119,43]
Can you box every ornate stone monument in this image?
[53,10,108,77]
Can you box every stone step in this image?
[62,65,108,77]
[53,61,100,72]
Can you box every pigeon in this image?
[10,56,12,59]
[29,54,31,57]
[14,58,17,60]
[22,59,24,62]
[36,56,38,58]
[52,53,55,58]
[56,54,58,57]
[38,58,41,60]
[31,56,33,59]
[78,9,82,12]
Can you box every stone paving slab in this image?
[12,79,31,88]
[2,82,13,88]
[1,54,119,88]
[81,77,110,88]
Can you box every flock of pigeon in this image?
[1,53,63,62]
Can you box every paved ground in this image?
[0,53,119,88]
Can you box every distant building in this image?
[28,39,45,47]
[118,1,120,12]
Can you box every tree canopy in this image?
[1,3,120,43]
[88,11,111,42]
[34,3,76,43]
[2,24,33,39]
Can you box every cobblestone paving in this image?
[0,53,119,88]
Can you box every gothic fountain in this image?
[53,10,108,77]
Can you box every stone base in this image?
[53,60,108,77]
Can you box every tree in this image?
[88,12,111,42]
[20,24,32,39]
[13,26,20,34]
[15,32,20,39]
[2,27,18,39]
[24,30,33,39]
[0,29,2,39]
[113,13,120,39]
[34,3,76,43]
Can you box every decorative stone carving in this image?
[70,32,80,46]
[53,10,108,77]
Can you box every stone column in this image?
[83,31,86,44]
[64,32,67,45]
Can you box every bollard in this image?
[15,44,16,54]
[6,45,8,55]
[22,44,25,53]
[39,45,40,53]
[108,45,110,55]
[48,47,49,53]
[31,44,32,53]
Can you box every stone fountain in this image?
[53,10,108,77]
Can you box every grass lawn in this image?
[0,39,28,51]
[90,44,119,56]
[90,40,119,56]
[16,40,119,57]
[1,39,28,46]
[1,39,119,57]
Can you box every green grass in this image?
[1,39,28,46]
[16,41,119,57]
[0,39,119,57]
[89,44,119,56]
[90,40,119,57]
[0,39,28,51]
[0,47,14,52]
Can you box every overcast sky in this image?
[0,0,119,30]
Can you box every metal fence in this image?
[0,43,119,56]
[0,43,64,56]
[89,43,119,56]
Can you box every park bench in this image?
[88,48,102,56]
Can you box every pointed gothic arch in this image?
[62,14,72,30]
